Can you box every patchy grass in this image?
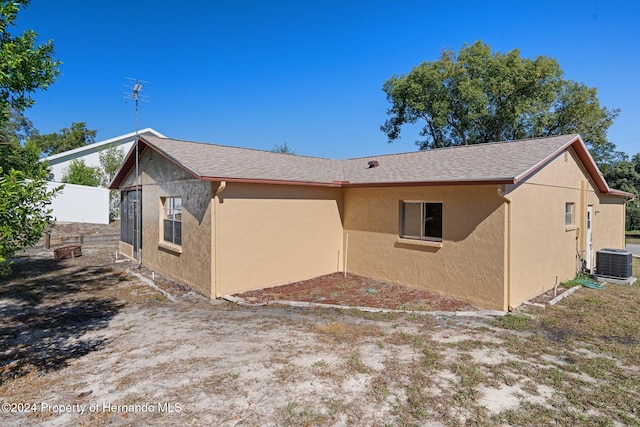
[312,321,384,343]
[495,314,536,331]
[2,243,640,426]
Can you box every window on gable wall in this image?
[565,202,574,226]
[401,201,443,241]
[162,197,182,245]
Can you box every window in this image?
[565,202,574,226]
[162,197,182,245]
[401,202,442,241]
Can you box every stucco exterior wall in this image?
[213,183,344,296]
[342,185,507,310]
[120,152,213,297]
[591,194,626,251]
[507,148,626,306]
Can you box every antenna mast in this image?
[124,78,149,266]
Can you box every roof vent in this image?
[367,160,379,168]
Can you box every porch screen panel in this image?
[121,191,133,245]
[120,190,141,248]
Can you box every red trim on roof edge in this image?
[109,133,629,196]
[108,137,201,189]
[608,188,635,198]
[512,135,616,195]
[200,176,343,187]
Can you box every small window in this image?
[401,202,442,241]
[162,197,182,245]
[565,202,574,226]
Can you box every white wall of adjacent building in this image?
[48,141,134,182]
[42,128,164,224]
[47,182,110,224]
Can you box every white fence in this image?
[47,181,110,224]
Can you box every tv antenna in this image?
[123,77,149,266]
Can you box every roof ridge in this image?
[144,135,335,161]
[345,134,579,160]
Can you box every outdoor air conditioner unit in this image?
[596,249,633,279]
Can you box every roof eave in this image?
[512,134,611,193]
[199,176,344,188]
[341,178,516,188]
[607,188,636,198]
[108,136,201,189]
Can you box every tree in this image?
[29,122,97,156]
[0,1,60,126]
[0,107,45,178]
[599,151,640,231]
[0,1,61,274]
[272,141,295,154]
[98,145,125,220]
[381,41,619,152]
[0,167,60,274]
[61,159,100,187]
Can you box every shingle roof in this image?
[144,135,344,184]
[109,133,630,197]
[342,134,579,185]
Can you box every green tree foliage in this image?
[0,1,61,273]
[0,108,45,178]
[98,145,125,220]
[381,41,619,151]
[0,167,60,273]
[0,0,60,125]
[29,122,97,156]
[600,151,640,231]
[61,159,100,187]
[271,141,295,154]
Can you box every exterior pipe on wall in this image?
[215,180,227,197]
[344,233,349,277]
[213,181,227,298]
[497,187,512,311]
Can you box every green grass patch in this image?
[495,314,536,331]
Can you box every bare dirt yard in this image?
[1,236,639,426]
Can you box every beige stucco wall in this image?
[342,185,507,310]
[591,194,626,251]
[213,183,344,296]
[119,152,213,297]
[508,148,626,306]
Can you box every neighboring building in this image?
[43,128,165,224]
[109,134,632,310]
[45,128,165,182]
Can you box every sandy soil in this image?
[2,234,638,426]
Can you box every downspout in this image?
[213,181,227,298]
[497,186,512,311]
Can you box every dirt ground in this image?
[236,272,477,312]
[1,236,639,426]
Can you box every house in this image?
[43,128,165,224]
[109,134,632,310]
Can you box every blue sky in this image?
[15,0,640,159]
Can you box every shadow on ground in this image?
[0,255,126,385]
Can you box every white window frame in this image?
[162,197,182,246]
[401,201,443,242]
[565,202,574,226]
